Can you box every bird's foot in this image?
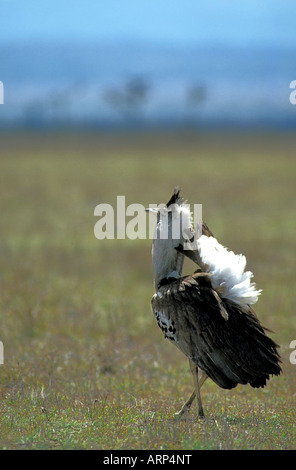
[174,404,191,419]
[198,409,206,420]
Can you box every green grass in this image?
[0,129,295,449]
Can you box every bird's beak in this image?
[175,242,204,269]
[145,207,158,215]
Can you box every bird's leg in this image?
[190,361,205,419]
[174,389,196,417]
[175,362,208,417]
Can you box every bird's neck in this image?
[152,247,184,291]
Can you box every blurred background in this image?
[1,0,296,129]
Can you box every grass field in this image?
[0,129,295,450]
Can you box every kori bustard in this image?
[148,188,281,418]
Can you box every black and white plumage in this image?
[148,188,281,418]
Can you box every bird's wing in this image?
[175,221,214,269]
[151,272,281,390]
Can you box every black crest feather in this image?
[166,187,183,208]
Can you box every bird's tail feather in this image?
[197,235,262,306]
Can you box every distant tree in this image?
[103,77,150,122]
[186,84,207,109]
[185,83,207,125]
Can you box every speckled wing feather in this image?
[151,272,281,390]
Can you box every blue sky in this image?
[1,0,295,46]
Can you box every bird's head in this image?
[149,187,194,247]
[147,188,198,289]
